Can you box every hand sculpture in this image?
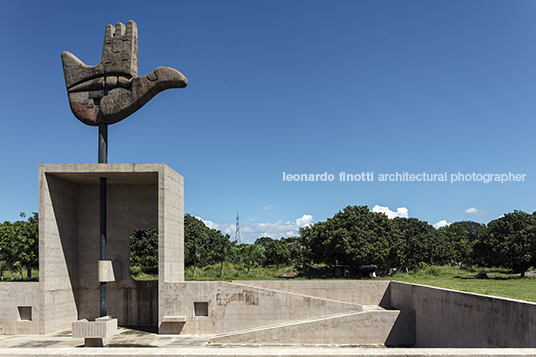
[62,20,187,126]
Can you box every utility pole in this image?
[235,212,241,244]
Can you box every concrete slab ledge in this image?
[162,316,187,323]
[1,347,536,356]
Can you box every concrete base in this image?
[72,316,118,347]
[0,326,535,356]
[37,163,184,333]
[1,163,536,351]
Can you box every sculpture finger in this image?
[104,24,114,44]
[61,51,104,89]
[101,21,137,78]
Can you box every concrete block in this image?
[98,260,121,282]
[72,316,117,338]
[72,316,117,347]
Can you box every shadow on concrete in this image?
[385,310,415,348]
[48,174,81,315]
[122,325,158,334]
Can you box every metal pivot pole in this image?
[99,123,108,164]
[99,123,108,317]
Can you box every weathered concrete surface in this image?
[41,163,182,331]
[0,164,181,335]
[98,261,120,282]
[210,310,414,346]
[0,327,534,356]
[390,281,536,348]
[0,282,41,335]
[72,317,117,338]
[2,162,536,350]
[1,347,536,357]
[61,21,187,126]
[234,280,391,306]
[159,281,363,334]
[72,316,117,347]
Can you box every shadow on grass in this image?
[0,277,39,282]
[454,275,522,281]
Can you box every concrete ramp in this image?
[210,309,414,346]
[160,281,366,334]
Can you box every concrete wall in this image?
[210,310,414,346]
[390,281,536,348]
[3,162,536,348]
[40,164,184,332]
[233,280,391,306]
[37,164,181,333]
[158,281,363,334]
[0,282,41,335]
[0,164,180,334]
[39,168,80,334]
[158,164,184,284]
[75,181,159,324]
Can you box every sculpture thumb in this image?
[98,66,188,124]
[132,67,188,106]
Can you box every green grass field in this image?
[378,265,536,302]
[0,268,39,281]
[132,263,536,303]
[3,264,534,303]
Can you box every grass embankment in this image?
[5,264,532,303]
[0,269,39,281]
[131,262,300,281]
[380,265,536,303]
[131,263,536,303]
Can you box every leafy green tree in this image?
[435,222,472,263]
[212,234,232,276]
[0,221,20,279]
[237,243,266,273]
[0,213,38,280]
[255,237,291,266]
[456,220,486,242]
[391,217,442,269]
[184,214,228,269]
[305,205,393,268]
[282,235,305,267]
[186,237,201,276]
[474,211,536,277]
[130,229,158,275]
[19,213,39,278]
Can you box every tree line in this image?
[131,207,535,278]
[2,207,535,280]
[0,213,39,280]
[130,214,299,276]
[299,206,535,277]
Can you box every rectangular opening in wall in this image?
[194,302,208,316]
[18,306,32,321]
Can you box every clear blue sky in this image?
[1,1,536,243]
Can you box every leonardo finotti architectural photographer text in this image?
[282,172,526,184]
